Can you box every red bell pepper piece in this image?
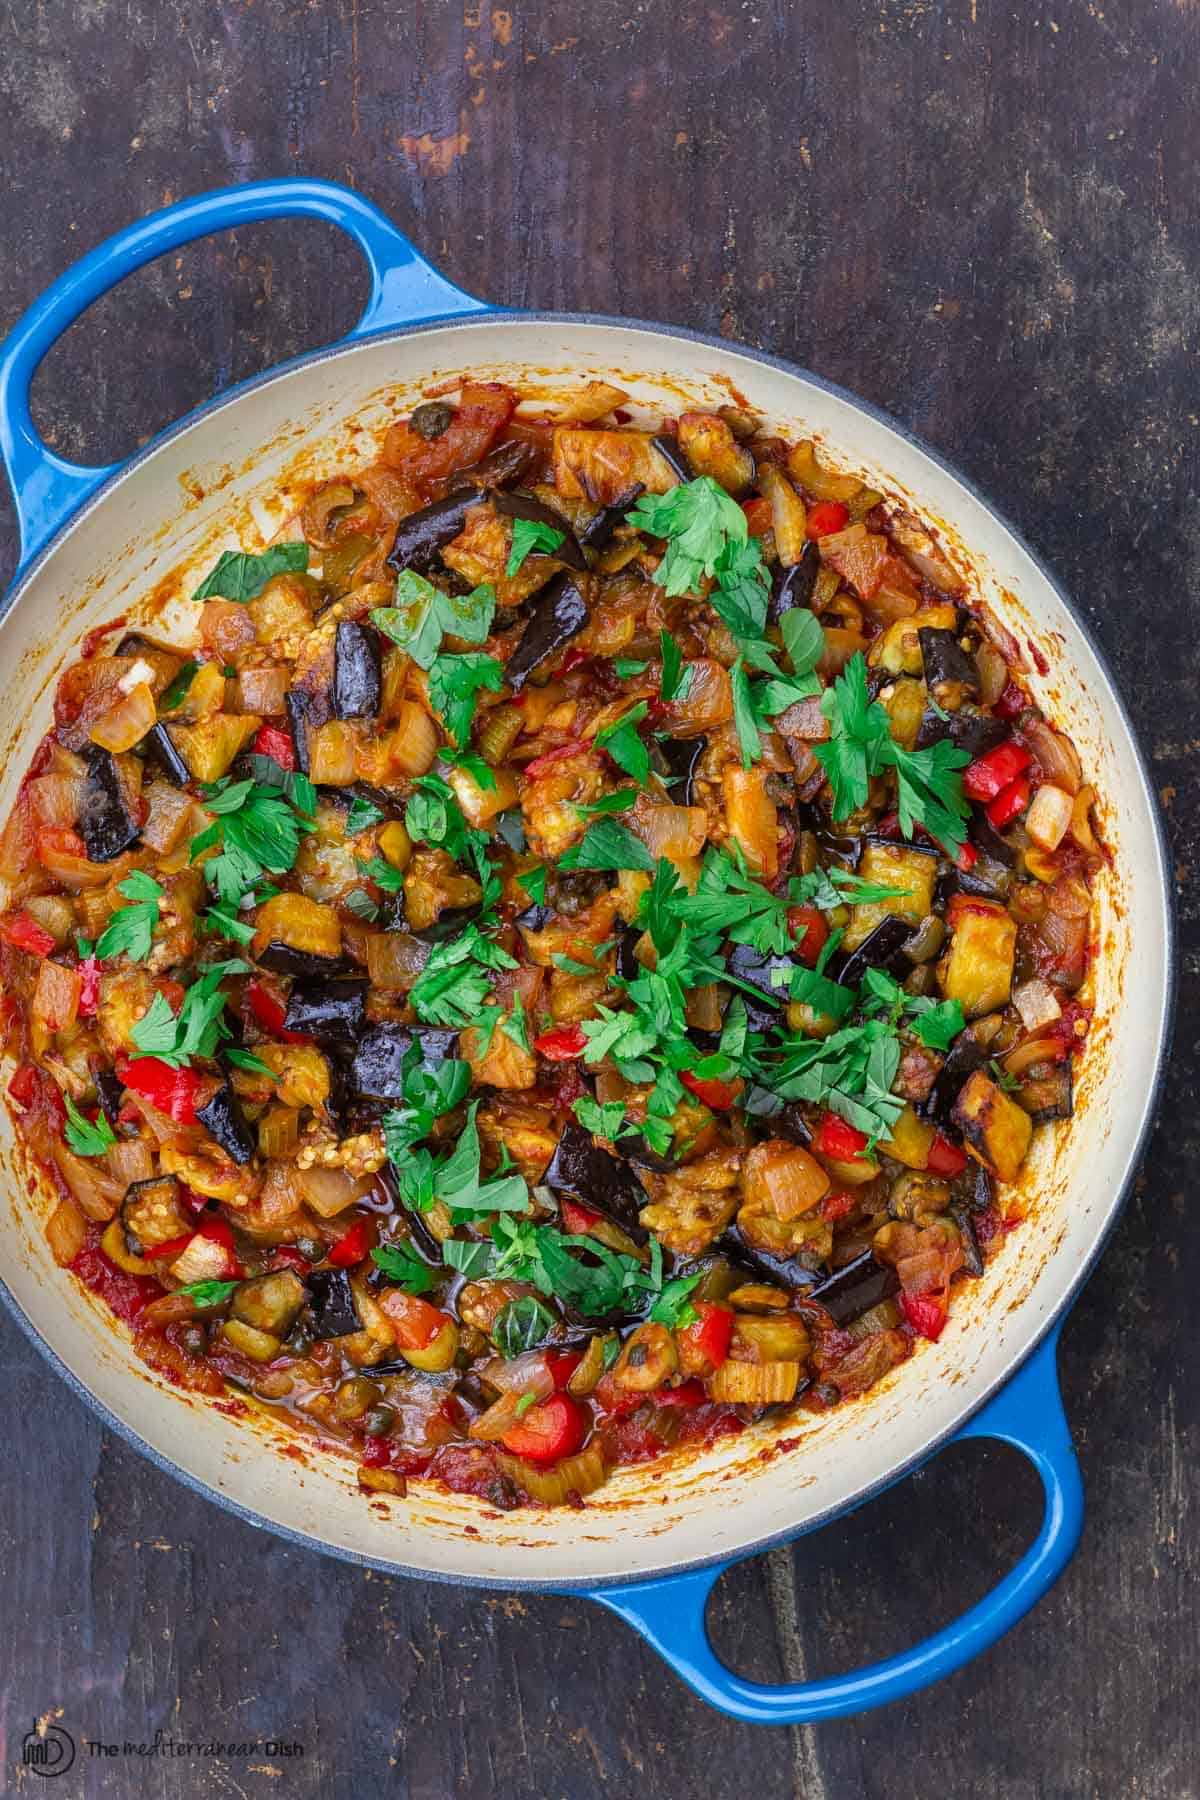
[246,978,309,1044]
[818,1188,857,1223]
[269,1244,312,1274]
[7,1064,39,1108]
[986,776,1031,830]
[533,1023,588,1060]
[656,1377,708,1408]
[116,1056,207,1124]
[251,723,297,771]
[900,1291,948,1341]
[953,840,978,873]
[787,904,829,968]
[77,955,101,1017]
[806,501,850,538]
[926,1133,968,1177]
[144,1231,195,1262]
[963,741,1032,802]
[680,1070,740,1110]
[523,740,587,779]
[0,912,56,958]
[500,1392,587,1464]
[814,1111,871,1161]
[993,680,1026,720]
[561,1197,602,1235]
[327,1217,373,1268]
[555,646,591,677]
[545,1348,584,1390]
[677,1300,733,1371]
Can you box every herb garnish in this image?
[95,870,165,963]
[371,572,495,670]
[63,1094,116,1157]
[129,959,250,1068]
[505,518,565,577]
[194,543,308,603]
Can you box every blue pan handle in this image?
[580,1325,1082,1723]
[0,177,489,571]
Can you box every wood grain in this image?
[0,2,1196,1795]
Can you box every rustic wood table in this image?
[0,2,1193,1795]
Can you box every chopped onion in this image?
[1025,783,1074,852]
[386,702,440,777]
[106,1137,155,1188]
[235,665,289,716]
[366,931,429,990]
[662,658,732,735]
[468,1389,538,1441]
[1013,979,1062,1033]
[46,1196,88,1266]
[975,641,1009,706]
[297,1164,373,1218]
[89,683,157,754]
[633,801,707,863]
[479,1350,557,1398]
[1069,785,1097,853]
[1019,716,1081,796]
[51,1142,124,1222]
[27,771,85,829]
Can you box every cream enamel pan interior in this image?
[0,315,1172,1588]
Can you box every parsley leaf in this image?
[710,536,771,641]
[627,476,750,597]
[780,606,825,677]
[346,794,386,835]
[574,788,639,818]
[370,1241,439,1296]
[649,1273,702,1329]
[223,1046,278,1078]
[614,656,651,679]
[371,572,495,670]
[572,1095,628,1139]
[431,1102,530,1217]
[382,1047,472,1158]
[442,1238,495,1278]
[360,856,405,893]
[63,1095,116,1157]
[659,629,693,705]
[493,1295,557,1356]
[159,660,199,713]
[95,870,164,962]
[428,651,505,748]
[594,700,650,785]
[128,959,249,1069]
[177,1279,238,1308]
[409,926,516,1030]
[194,542,307,603]
[505,517,565,576]
[730,657,763,768]
[521,864,547,905]
[191,776,315,909]
[559,819,655,874]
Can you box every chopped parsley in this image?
[190,774,315,910]
[505,518,565,576]
[371,571,495,670]
[571,1095,628,1139]
[559,819,655,874]
[428,651,505,748]
[95,870,164,963]
[370,1241,439,1296]
[382,1046,473,1159]
[573,788,639,819]
[128,958,249,1069]
[193,542,308,603]
[345,794,386,835]
[593,701,650,786]
[493,1295,557,1357]
[409,926,516,1030]
[177,1279,238,1308]
[659,628,692,705]
[63,1095,116,1157]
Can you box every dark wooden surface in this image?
[0,3,1195,1795]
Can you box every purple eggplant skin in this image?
[545,1120,649,1240]
[445,439,535,494]
[350,1024,460,1099]
[77,747,141,862]
[769,541,820,624]
[917,627,981,697]
[256,942,345,980]
[194,1082,256,1166]
[144,724,192,788]
[651,433,692,484]
[492,491,586,570]
[94,1071,125,1130]
[504,574,590,691]
[387,491,485,575]
[578,482,645,550]
[304,1268,361,1340]
[614,921,641,985]
[283,977,369,1045]
[333,621,382,719]
[656,733,707,805]
[721,1229,822,1293]
[915,703,1007,757]
[285,691,311,775]
[925,1027,990,1124]
[828,916,915,989]
[806,1251,901,1325]
[967,806,1018,867]
[515,902,554,934]
[951,1204,985,1277]
[727,944,799,1008]
[774,1103,815,1148]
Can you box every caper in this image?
[295,1236,326,1264]
[362,1404,397,1437]
[334,1376,382,1422]
[410,401,455,440]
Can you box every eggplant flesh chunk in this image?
[77,746,140,862]
[195,1082,256,1166]
[304,1268,361,1339]
[333,621,382,719]
[545,1120,648,1239]
[806,1252,900,1325]
[351,1024,459,1098]
[504,574,589,691]
[256,943,344,979]
[283,976,368,1044]
[915,705,1007,757]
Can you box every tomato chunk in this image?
[926,1133,968,1177]
[806,501,850,538]
[900,1291,948,1341]
[252,723,297,770]
[677,1301,733,1371]
[680,1070,740,1110]
[814,1112,870,1160]
[533,1024,588,1060]
[116,1056,207,1124]
[500,1392,587,1464]
[787,905,829,968]
[0,912,56,958]
[327,1217,374,1268]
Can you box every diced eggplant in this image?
[351,1024,459,1099]
[94,1071,124,1130]
[504,574,590,691]
[925,1027,990,1124]
[650,434,691,483]
[806,1252,900,1325]
[915,705,1007,757]
[143,723,192,787]
[939,903,1016,1018]
[77,746,140,862]
[333,621,382,719]
[951,1203,985,1277]
[283,976,368,1046]
[769,541,820,623]
[968,1161,994,1212]
[387,492,486,575]
[232,1269,306,1336]
[656,734,707,805]
[619,1136,685,1173]
[952,1069,1032,1183]
[286,691,311,775]
[727,944,798,1008]
[774,1103,815,1147]
[493,491,586,571]
[304,1267,361,1339]
[515,902,554,934]
[829,916,914,989]
[742,993,782,1036]
[413,905,483,945]
[578,483,645,549]
[613,921,640,985]
[722,1228,822,1293]
[121,1175,192,1251]
[842,842,938,951]
[445,439,535,494]
[917,627,981,699]
[941,856,1012,903]
[545,1120,649,1239]
[194,1082,256,1166]
[1018,1061,1073,1124]
[256,943,343,979]
[966,807,1018,868]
